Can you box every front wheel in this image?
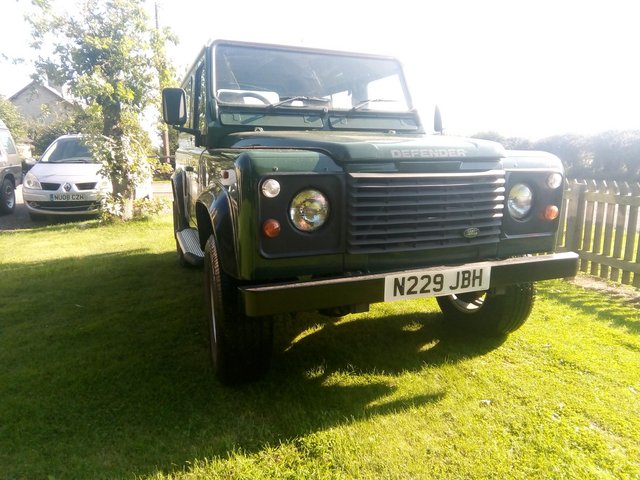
[436,283,535,336]
[204,235,273,385]
[0,178,16,215]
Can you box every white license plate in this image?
[50,193,86,201]
[384,266,491,302]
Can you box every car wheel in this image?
[204,235,273,384]
[436,283,535,336]
[0,178,15,214]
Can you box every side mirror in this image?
[162,88,188,126]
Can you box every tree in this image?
[29,0,176,220]
[0,95,27,141]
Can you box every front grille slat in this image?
[352,204,503,221]
[347,170,506,254]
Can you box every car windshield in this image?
[40,137,94,163]
[214,44,410,112]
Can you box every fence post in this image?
[564,180,586,252]
[611,182,628,283]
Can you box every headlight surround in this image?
[508,183,533,220]
[289,189,330,231]
[24,172,42,190]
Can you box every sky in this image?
[1,0,639,140]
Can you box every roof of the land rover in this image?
[209,39,399,60]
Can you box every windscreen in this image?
[214,43,410,112]
[40,137,94,163]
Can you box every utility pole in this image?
[155,1,171,164]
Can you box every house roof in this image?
[9,80,70,104]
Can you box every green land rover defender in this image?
[162,40,578,384]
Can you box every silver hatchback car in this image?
[22,134,152,219]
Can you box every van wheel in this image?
[0,178,15,214]
[436,283,535,336]
[204,235,273,385]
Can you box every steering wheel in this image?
[240,92,271,104]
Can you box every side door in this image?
[175,60,207,226]
[189,59,208,221]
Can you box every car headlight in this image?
[546,172,563,189]
[24,172,42,190]
[261,179,281,198]
[508,183,533,219]
[289,189,329,231]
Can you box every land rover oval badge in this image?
[463,227,480,239]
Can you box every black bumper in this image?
[240,252,579,317]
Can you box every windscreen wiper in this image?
[350,99,396,111]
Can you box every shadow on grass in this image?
[537,281,640,335]
[0,250,504,479]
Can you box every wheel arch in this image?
[196,187,240,278]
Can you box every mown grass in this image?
[0,215,638,480]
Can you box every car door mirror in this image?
[162,88,188,126]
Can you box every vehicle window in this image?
[40,138,93,163]
[365,74,408,111]
[213,44,410,112]
[184,76,194,130]
[0,131,17,155]
[195,63,207,136]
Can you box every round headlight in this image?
[289,189,329,231]
[261,179,281,198]
[24,172,42,190]
[546,172,563,189]
[508,183,533,219]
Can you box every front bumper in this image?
[240,252,579,316]
[23,188,102,215]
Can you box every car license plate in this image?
[50,193,86,201]
[384,266,491,302]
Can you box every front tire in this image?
[0,178,15,215]
[204,235,273,385]
[436,283,535,336]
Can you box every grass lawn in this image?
[0,214,638,479]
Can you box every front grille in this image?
[76,182,97,190]
[347,170,506,254]
[41,183,60,191]
[27,201,100,213]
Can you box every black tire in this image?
[0,178,15,215]
[204,235,273,385]
[436,283,535,336]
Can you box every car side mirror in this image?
[162,88,188,126]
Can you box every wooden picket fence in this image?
[557,179,640,287]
